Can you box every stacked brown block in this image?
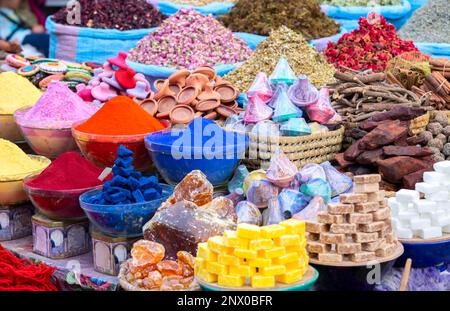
[306,174,397,263]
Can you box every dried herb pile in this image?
[322,0,401,6]
[399,0,450,44]
[224,26,336,91]
[219,0,340,40]
[52,0,165,30]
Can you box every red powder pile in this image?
[75,96,165,135]
[26,152,105,190]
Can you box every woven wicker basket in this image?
[243,126,345,170]
[118,260,200,291]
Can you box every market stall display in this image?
[220,0,339,40]
[127,9,252,80]
[224,26,336,91]
[325,13,418,72]
[47,0,166,62]
[158,0,236,16]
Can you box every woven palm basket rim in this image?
[248,125,345,144]
[118,260,200,291]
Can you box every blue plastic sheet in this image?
[322,0,412,29]
[415,43,450,59]
[158,1,235,15]
[46,17,155,63]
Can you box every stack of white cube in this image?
[388,161,450,239]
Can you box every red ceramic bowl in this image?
[71,120,153,171]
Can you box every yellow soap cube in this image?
[207,262,228,275]
[248,239,274,251]
[229,265,256,277]
[197,269,218,283]
[218,275,245,287]
[280,219,306,235]
[234,248,257,259]
[223,230,237,238]
[273,252,298,265]
[276,269,304,284]
[260,265,286,276]
[251,275,275,288]
[197,243,217,261]
[285,239,306,252]
[275,234,302,247]
[260,225,286,239]
[248,257,272,268]
[237,223,261,239]
[194,257,206,273]
[218,254,240,266]
[285,258,308,272]
[208,236,225,254]
[258,246,286,259]
[223,231,249,249]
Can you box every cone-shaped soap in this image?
[288,75,319,107]
[268,83,288,108]
[269,57,297,85]
[243,95,273,124]
[272,86,302,123]
[265,149,298,187]
[247,72,273,104]
[280,118,311,136]
[228,164,249,193]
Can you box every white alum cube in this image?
[417,227,442,239]
[431,216,450,227]
[414,200,437,214]
[398,211,419,221]
[409,218,431,230]
[425,191,449,202]
[433,161,450,174]
[396,189,420,204]
[423,171,447,185]
[415,182,440,194]
[395,227,413,239]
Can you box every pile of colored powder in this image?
[128,9,252,69]
[224,26,336,91]
[25,152,106,191]
[0,72,41,114]
[0,139,50,180]
[220,0,340,39]
[85,145,162,205]
[14,82,98,129]
[325,13,418,72]
[52,0,165,30]
[75,96,164,135]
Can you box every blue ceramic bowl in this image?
[79,184,173,237]
[395,237,450,268]
[145,128,247,187]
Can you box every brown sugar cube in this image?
[340,193,368,204]
[354,183,380,193]
[320,232,346,244]
[306,221,328,234]
[375,243,397,257]
[307,242,331,254]
[353,232,379,243]
[353,174,381,184]
[354,202,379,213]
[373,207,390,221]
[307,232,320,241]
[317,212,344,224]
[362,238,385,252]
[360,221,386,233]
[385,232,395,243]
[379,198,388,207]
[318,252,343,263]
[328,203,354,215]
[330,223,357,234]
[366,191,385,202]
[337,243,362,254]
[351,251,376,262]
[379,225,392,238]
[348,213,373,224]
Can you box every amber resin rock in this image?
[168,170,213,207]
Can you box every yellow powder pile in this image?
[0,72,42,114]
[0,139,50,180]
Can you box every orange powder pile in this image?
[76,96,164,135]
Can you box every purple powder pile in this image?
[376,266,450,291]
[52,0,165,31]
[15,81,98,129]
[128,9,252,69]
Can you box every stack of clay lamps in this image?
[140,67,242,125]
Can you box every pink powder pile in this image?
[15,81,98,129]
